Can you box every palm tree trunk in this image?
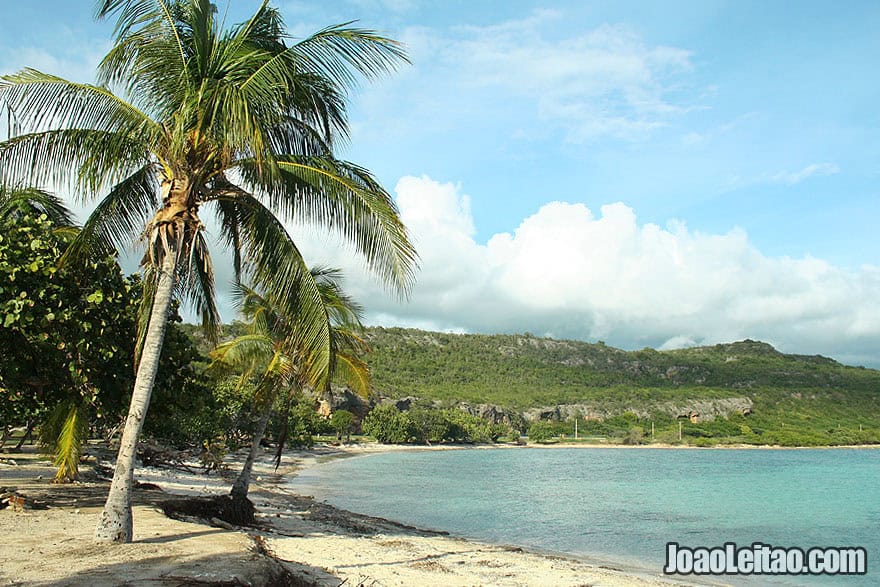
[14,421,33,451]
[230,404,272,501]
[94,251,177,543]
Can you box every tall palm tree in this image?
[0,0,415,543]
[212,268,370,504]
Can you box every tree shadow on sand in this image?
[37,551,340,587]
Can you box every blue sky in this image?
[1,1,879,365]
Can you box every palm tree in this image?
[211,267,370,505]
[0,0,415,542]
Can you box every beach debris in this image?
[137,440,197,473]
[249,534,274,557]
[210,517,236,531]
[133,481,163,491]
[1,491,48,512]
[160,494,256,526]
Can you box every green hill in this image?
[361,327,880,446]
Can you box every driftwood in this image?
[137,441,197,473]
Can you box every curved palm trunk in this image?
[230,404,272,500]
[95,251,177,543]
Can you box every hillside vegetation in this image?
[361,327,880,446]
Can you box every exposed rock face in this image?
[324,386,373,420]
[372,393,754,428]
[522,397,754,423]
[457,403,523,427]
[385,396,418,412]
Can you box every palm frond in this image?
[208,191,333,389]
[0,69,161,139]
[333,352,371,399]
[61,165,158,265]
[238,156,418,295]
[211,333,276,371]
[0,128,149,198]
[96,0,189,101]
[287,23,408,91]
[178,229,220,341]
[39,401,90,483]
[0,184,74,226]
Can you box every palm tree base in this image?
[95,506,133,543]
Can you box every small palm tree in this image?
[211,267,370,503]
[0,0,415,542]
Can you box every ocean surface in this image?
[289,447,879,586]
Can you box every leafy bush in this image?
[527,421,556,443]
[330,409,355,442]
[622,426,646,445]
[279,397,326,449]
[363,404,415,444]
[409,408,452,443]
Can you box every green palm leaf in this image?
[39,401,90,483]
[0,184,74,226]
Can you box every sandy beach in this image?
[0,443,719,587]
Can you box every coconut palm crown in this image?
[0,0,416,542]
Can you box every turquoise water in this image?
[290,448,880,586]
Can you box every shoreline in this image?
[284,443,697,584]
[3,441,875,585]
[0,443,718,587]
[283,440,880,585]
[271,442,723,587]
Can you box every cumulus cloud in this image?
[287,175,880,367]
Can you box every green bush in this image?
[285,398,325,448]
[527,421,556,443]
[409,408,452,443]
[330,410,355,442]
[622,426,646,445]
[363,404,415,444]
[444,410,494,443]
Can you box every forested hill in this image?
[362,327,880,410]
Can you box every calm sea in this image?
[289,447,879,586]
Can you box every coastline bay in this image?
[290,446,880,586]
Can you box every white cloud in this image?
[288,175,880,367]
[769,163,840,185]
[0,43,107,84]
[724,162,842,192]
[355,12,696,143]
[457,17,694,141]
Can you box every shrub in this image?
[527,421,556,443]
[622,426,645,445]
[408,408,452,443]
[363,404,415,444]
[330,410,355,442]
[285,398,325,448]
